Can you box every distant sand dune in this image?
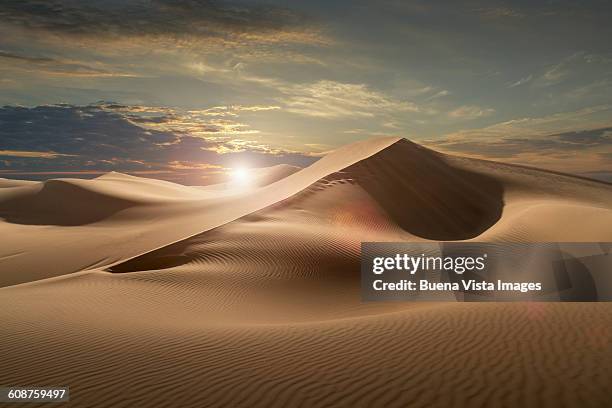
[1,137,611,407]
[0,179,139,225]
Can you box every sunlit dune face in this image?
[230,167,252,186]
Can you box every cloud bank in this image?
[427,106,612,180]
[1,0,321,41]
[0,103,317,184]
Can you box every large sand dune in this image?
[1,138,611,407]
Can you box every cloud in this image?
[448,105,495,120]
[535,52,596,87]
[562,79,612,101]
[508,75,533,88]
[342,129,365,134]
[0,50,140,77]
[167,161,223,170]
[0,150,74,158]
[0,50,57,64]
[0,0,327,49]
[426,106,612,175]
[449,105,612,139]
[96,103,280,137]
[555,128,612,145]
[382,121,401,129]
[233,105,281,112]
[278,80,421,118]
[424,89,451,101]
[183,104,281,116]
[541,63,569,85]
[0,103,317,184]
[475,7,524,19]
[430,128,612,158]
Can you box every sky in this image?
[0,0,611,183]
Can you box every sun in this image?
[230,166,252,185]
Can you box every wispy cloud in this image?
[541,63,569,85]
[427,106,612,174]
[448,105,495,120]
[563,79,612,101]
[0,50,140,77]
[536,52,589,87]
[342,129,366,134]
[508,75,533,88]
[278,80,421,118]
[475,7,525,19]
[233,105,281,112]
[167,161,223,170]
[446,105,612,138]
[0,150,74,158]
[98,103,282,137]
[425,89,451,100]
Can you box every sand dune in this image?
[1,138,611,407]
[0,178,38,188]
[0,137,404,286]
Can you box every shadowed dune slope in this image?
[0,179,138,226]
[0,172,215,226]
[336,139,504,240]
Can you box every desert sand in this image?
[1,138,611,407]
